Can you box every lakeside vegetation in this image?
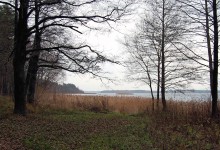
[0,0,219,118]
[1,95,220,149]
[0,0,220,149]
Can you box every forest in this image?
[0,0,220,149]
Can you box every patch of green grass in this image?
[0,97,153,149]
[3,96,220,149]
[24,136,61,150]
[83,119,153,150]
[40,109,125,122]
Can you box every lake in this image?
[81,91,215,101]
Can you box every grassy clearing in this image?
[0,97,152,150]
[1,94,220,149]
[37,94,220,149]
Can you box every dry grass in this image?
[37,93,214,119]
[38,94,154,114]
[166,100,212,122]
[3,93,220,149]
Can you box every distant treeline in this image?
[100,90,213,94]
[56,83,84,94]
[100,90,147,94]
[37,80,84,94]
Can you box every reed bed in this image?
[37,93,215,120]
[165,100,213,122]
[38,94,153,114]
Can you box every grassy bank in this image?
[38,94,212,118]
[0,96,152,150]
[1,95,220,149]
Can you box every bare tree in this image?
[124,35,156,110]
[0,0,134,115]
[177,0,219,118]
[124,0,198,111]
[25,0,42,103]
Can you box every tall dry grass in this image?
[165,100,213,122]
[38,94,153,114]
[37,93,215,120]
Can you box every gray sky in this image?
[64,22,145,91]
[64,26,210,91]
[61,12,154,91]
[63,2,211,92]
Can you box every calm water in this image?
[81,92,215,101]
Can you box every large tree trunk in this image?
[26,51,40,103]
[13,57,26,115]
[161,0,166,111]
[26,0,41,104]
[211,0,218,118]
[13,0,29,115]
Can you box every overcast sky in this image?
[62,3,211,92]
[63,24,210,91]
[62,12,150,91]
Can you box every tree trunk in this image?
[2,73,8,95]
[26,51,40,103]
[13,58,26,115]
[13,0,29,115]
[205,0,214,116]
[211,0,218,118]
[157,56,160,109]
[161,0,166,111]
[25,0,41,104]
[148,72,154,111]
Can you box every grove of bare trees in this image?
[124,0,219,117]
[0,0,134,115]
[177,0,219,118]
[124,0,199,111]
[0,0,219,118]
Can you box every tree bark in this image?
[157,56,160,109]
[205,0,213,98]
[161,0,166,111]
[2,72,8,95]
[13,0,29,115]
[26,0,41,104]
[26,51,40,103]
[147,69,155,111]
[205,0,217,117]
[211,0,218,118]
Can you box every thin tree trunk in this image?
[147,70,155,111]
[205,0,214,116]
[211,0,218,118]
[138,54,155,111]
[161,0,166,111]
[157,56,160,109]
